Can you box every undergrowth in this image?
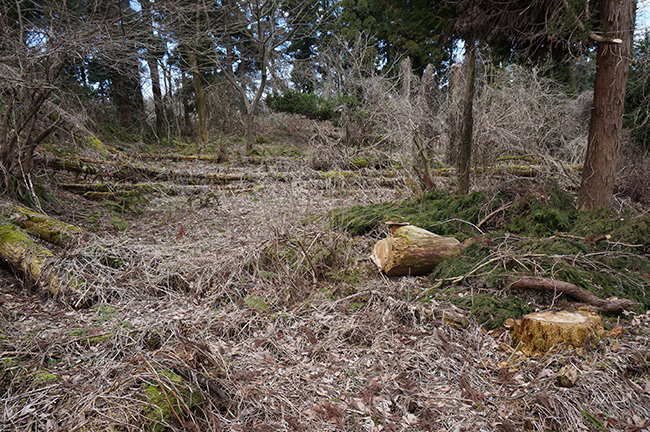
[328,183,650,329]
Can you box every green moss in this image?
[34,369,59,382]
[93,303,116,321]
[328,189,488,238]
[350,157,369,169]
[109,216,131,231]
[244,295,270,312]
[143,371,203,432]
[444,290,532,330]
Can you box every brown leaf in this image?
[176,224,185,239]
[313,401,344,429]
[459,376,484,404]
[606,326,625,338]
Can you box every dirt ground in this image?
[1,137,649,432]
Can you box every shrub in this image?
[266,90,335,121]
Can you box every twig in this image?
[477,202,514,228]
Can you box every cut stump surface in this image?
[512,310,604,355]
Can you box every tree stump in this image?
[370,224,462,277]
[511,310,604,355]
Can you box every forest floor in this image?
[1,116,650,432]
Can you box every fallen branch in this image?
[510,276,640,313]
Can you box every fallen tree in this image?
[510,276,640,313]
[432,164,583,178]
[41,155,266,184]
[0,223,78,299]
[0,204,84,248]
[135,153,222,162]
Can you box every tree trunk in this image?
[147,56,165,133]
[577,0,636,210]
[188,50,208,147]
[142,0,165,133]
[457,37,477,195]
[182,73,192,135]
[245,109,255,152]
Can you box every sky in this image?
[138,1,650,100]
[638,0,650,34]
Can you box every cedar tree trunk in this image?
[188,50,208,147]
[142,0,165,133]
[457,37,477,195]
[147,56,165,132]
[578,0,636,209]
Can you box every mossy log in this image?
[111,163,264,185]
[370,224,462,276]
[0,205,83,248]
[136,153,222,162]
[510,276,640,313]
[41,157,99,176]
[0,223,69,297]
[432,164,583,178]
[41,155,263,185]
[511,310,604,355]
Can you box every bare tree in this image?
[0,0,141,203]
[160,0,321,152]
[456,37,477,195]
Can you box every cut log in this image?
[511,310,604,355]
[510,276,640,313]
[0,205,84,248]
[370,224,462,276]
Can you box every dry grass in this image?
[1,117,649,432]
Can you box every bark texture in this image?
[457,37,477,195]
[578,0,636,209]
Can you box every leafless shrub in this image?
[434,57,592,189]
[616,149,650,205]
[319,34,434,152]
